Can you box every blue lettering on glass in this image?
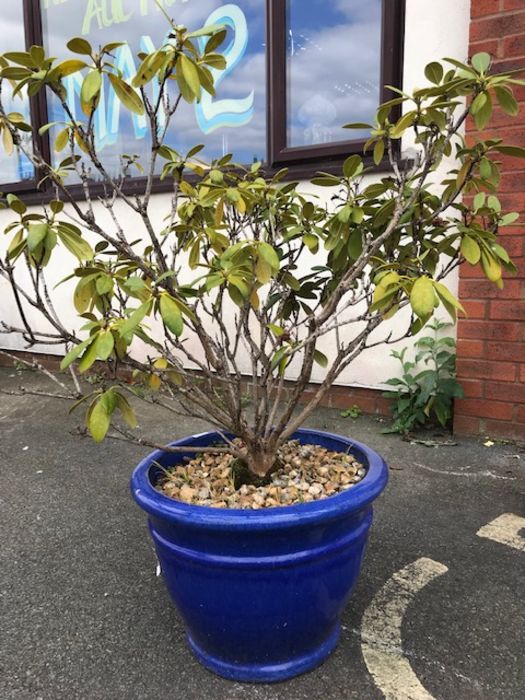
[195,4,254,134]
[56,4,254,153]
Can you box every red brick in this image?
[457,339,485,358]
[470,38,502,56]
[516,405,525,422]
[453,414,483,435]
[521,366,525,382]
[460,379,484,398]
[455,398,514,420]
[502,33,525,56]
[491,56,525,73]
[504,0,525,10]
[458,319,520,341]
[470,12,525,41]
[485,380,525,402]
[498,170,525,192]
[459,263,486,279]
[486,340,525,361]
[463,300,488,319]
[489,300,525,319]
[472,0,503,18]
[459,278,522,299]
[484,418,525,439]
[457,358,517,381]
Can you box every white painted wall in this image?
[0,0,471,390]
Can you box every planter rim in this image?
[131,428,388,530]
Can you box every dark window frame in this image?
[267,0,406,170]
[7,0,405,203]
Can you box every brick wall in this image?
[454,0,525,440]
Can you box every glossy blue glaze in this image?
[131,428,388,682]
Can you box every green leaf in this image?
[494,86,519,116]
[54,127,69,152]
[115,393,138,429]
[57,227,94,261]
[6,194,27,215]
[56,59,88,77]
[434,281,466,321]
[471,52,491,74]
[108,73,144,115]
[95,329,114,360]
[78,336,99,372]
[159,294,184,337]
[473,192,485,210]
[27,222,48,252]
[343,154,362,178]
[81,70,102,106]
[88,396,112,443]
[188,23,225,38]
[205,29,228,54]
[410,276,436,319]
[3,51,34,68]
[424,61,444,85]
[96,274,113,295]
[470,91,487,115]
[120,299,152,338]
[474,90,492,129]
[494,145,525,158]
[313,349,328,368]
[258,242,279,270]
[60,337,93,371]
[480,249,502,282]
[343,122,372,129]
[500,212,519,226]
[461,236,481,264]
[255,257,272,284]
[179,54,201,99]
[373,139,385,165]
[67,37,93,56]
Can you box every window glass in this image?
[42,0,266,179]
[0,1,34,182]
[286,0,381,148]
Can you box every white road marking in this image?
[476,513,525,552]
[361,557,448,700]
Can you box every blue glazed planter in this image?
[131,428,388,682]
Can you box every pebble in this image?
[157,439,367,510]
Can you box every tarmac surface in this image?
[0,367,524,700]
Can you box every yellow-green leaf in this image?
[480,250,502,282]
[56,59,88,77]
[461,236,481,265]
[67,37,93,56]
[81,70,102,108]
[115,393,138,429]
[433,281,466,321]
[88,398,111,442]
[159,294,184,337]
[27,223,49,252]
[2,126,14,155]
[95,330,114,360]
[54,127,69,153]
[108,73,144,115]
[410,276,436,319]
[179,54,201,99]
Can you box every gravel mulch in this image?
[156,439,367,509]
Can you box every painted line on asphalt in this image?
[476,513,525,552]
[361,557,448,700]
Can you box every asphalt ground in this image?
[0,367,524,700]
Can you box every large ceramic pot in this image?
[131,428,388,682]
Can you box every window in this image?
[3,0,404,194]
